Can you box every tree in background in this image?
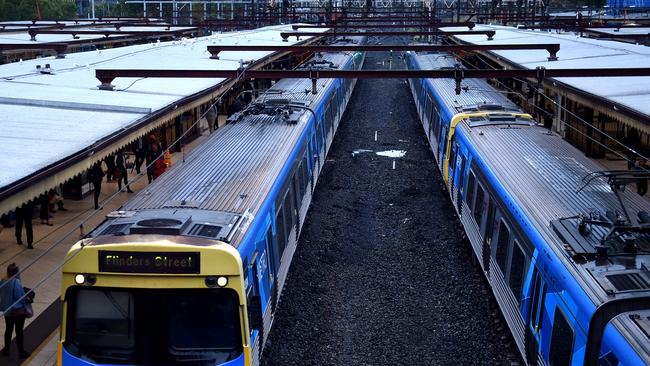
[41,0,77,18]
[0,0,77,20]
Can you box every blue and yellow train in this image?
[406,51,650,365]
[57,39,365,366]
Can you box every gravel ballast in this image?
[263,38,519,366]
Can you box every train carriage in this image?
[58,39,365,366]
[406,51,650,365]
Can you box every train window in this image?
[66,288,243,363]
[483,198,496,240]
[449,144,457,182]
[458,156,466,193]
[466,172,476,210]
[433,107,441,140]
[70,289,134,349]
[302,155,310,192]
[283,190,294,240]
[509,240,527,303]
[275,206,286,257]
[530,270,546,330]
[473,185,485,226]
[495,220,510,274]
[549,308,574,366]
[439,126,448,159]
[316,123,323,152]
[294,173,303,210]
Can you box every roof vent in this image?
[100,223,131,236]
[187,224,223,239]
[607,273,650,291]
[130,218,190,235]
[137,218,183,227]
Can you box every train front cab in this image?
[58,239,257,366]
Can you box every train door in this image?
[448,142,457,188]
[310,131,319,179]
[482,198,496,271]
[438,125,448,167]
[525,265,547,366]
[247,252,264,358]
[456,155,466,211]
[264,227,279,313]
[292,171,302,239]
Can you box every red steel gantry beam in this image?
[280,30,497,41]
[0,42,68,58]
[95,67,650,92]
[27,28,198,41]
[291,22,476,30]
[206,43,561,61]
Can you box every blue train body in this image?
[60,39,365,366]
[405,51,650,366]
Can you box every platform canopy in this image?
[442,24,650,124]
[0,24,328,215]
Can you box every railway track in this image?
[263,37,521,366]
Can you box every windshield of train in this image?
[64,287,242,365]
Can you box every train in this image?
[57,37,365,366]
[405,50,650,365]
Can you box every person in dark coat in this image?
[116,152,134,193]
[0,263,30,358]
[14,202,33,249]
[38,194,52,226]
[89,162,105,210]
[133,138,146,174]
[227,98,243,116]
[104,155,116,182]
[145,137,161,184]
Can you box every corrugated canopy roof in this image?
[441,24,650,120]
[0,24,329,215]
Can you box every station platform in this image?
[0,130,215,366]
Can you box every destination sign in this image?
[98,251,200,274]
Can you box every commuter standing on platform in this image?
[104,155,116,182]
[133,138,146,175]
[116,151,134,193]
[89,162,105,210]
[39,194,53,227]
[0,263,31,359]
[14,202,33,250]
[146,135,161,184]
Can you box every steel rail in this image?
[206,43,561,61]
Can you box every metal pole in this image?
[91,0,96,19]
[173,0,177,24]
[143,0,147,18]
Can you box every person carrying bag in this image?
[0,263,31,359]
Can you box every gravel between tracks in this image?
[263,39,518,366]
